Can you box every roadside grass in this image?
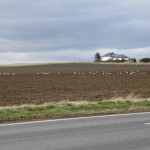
[0,100,150,123]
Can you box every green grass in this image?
[0,101,150,123]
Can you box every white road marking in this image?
[0,112,150,127]
[145,123,150,125]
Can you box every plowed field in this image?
[0,63,150,106]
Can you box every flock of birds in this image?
[35,70,146,75]
[0,73,15,76]
[0,70,146,76]
[74,70,146,75]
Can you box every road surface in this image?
[0,112,150,150]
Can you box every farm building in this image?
[101,52,130,61]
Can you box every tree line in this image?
[139,58,150,63]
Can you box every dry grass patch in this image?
[110,93,150,102]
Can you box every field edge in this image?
[0,100,150,123]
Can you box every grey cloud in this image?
[0,0,150,63]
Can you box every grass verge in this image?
[0,100,150,123]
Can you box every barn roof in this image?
[102,52,130,59]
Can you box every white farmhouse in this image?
[101,52,130,61]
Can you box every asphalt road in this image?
[0,112,150,150]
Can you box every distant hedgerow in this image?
[139,58,150,63]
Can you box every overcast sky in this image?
[0,0,150,63]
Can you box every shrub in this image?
[131,58,137,63]
[139,58,150,63]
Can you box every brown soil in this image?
[0,63,150,74]
[0,63,150,106]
